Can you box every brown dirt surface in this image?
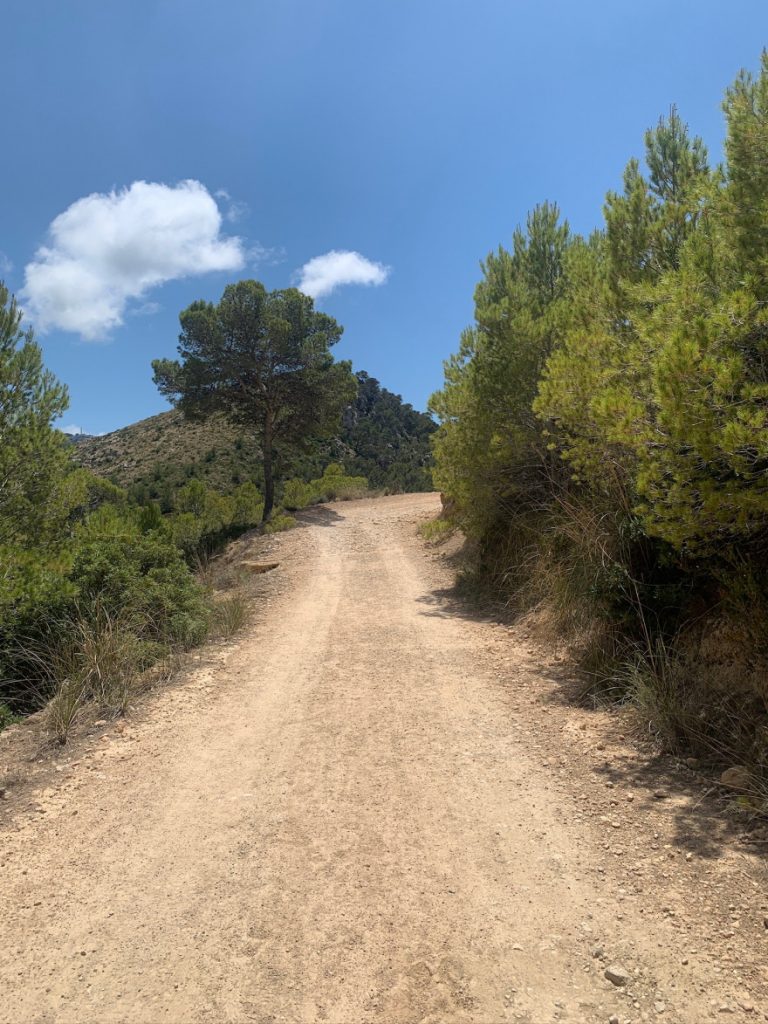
[1,493,766,1023]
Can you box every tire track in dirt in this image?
[0,494,764,1023]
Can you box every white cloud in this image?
[214,188,249,223]
[296,250,390,300]
[0,251,13,276]
[132,300,161,317]
[225,201,249,224]
[23,180,245,340]
[248,242,287,268]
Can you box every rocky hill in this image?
[72,372,436,506]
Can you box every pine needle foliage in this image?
[430,54,768,789]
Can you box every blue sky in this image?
[3,1,767,435]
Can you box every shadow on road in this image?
[586,744,760,861]
[292,505,346,529]
[415,586,508,624]
[416,579,768,863]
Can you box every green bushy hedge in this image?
[281,464,369,511]
[429,53,768,789]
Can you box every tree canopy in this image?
[153,280,357,519]
[0,282,71,546]
[428,53,768,766]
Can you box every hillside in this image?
[73,371,436,505]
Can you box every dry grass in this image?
[46,677,89,745]
[418,517,455,543]
[617,638,768,805]
[211,594,250,638]
[329,483,371,501]
[17,608,146,743]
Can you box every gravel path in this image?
[1,493,765,1023]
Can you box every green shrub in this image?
[282,478,323,511]
[317,463,368,500]
[281,466,369,511]
[232,481,263,527]
[0,548,78,713]
[169,480,262,558]
[71,508,209,650]
[263,512,297,534]
[169,511,204,554]
[175,478,207,517]
[323,479,369,501]
[0,702,19,731]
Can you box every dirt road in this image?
[1,494,766,1023]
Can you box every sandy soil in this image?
[1,493,766,1023]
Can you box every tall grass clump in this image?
[419,518,455,543]
[211,593,250,639]
[16,606,150,741]
[618,638,768,800]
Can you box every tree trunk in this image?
[262,414,275,522]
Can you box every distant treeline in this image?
[430,53,768,793]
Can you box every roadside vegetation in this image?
[282,463,370,510]
[0,280,378,739]
[418,517,455,544]
[429,53,768,801]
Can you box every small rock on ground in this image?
[604,964,630,987]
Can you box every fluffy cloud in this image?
[23,180,245,339]
[0,251,13,276]
[296,250,390,300]
[248,242,287,268]
[214,189,249,224]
